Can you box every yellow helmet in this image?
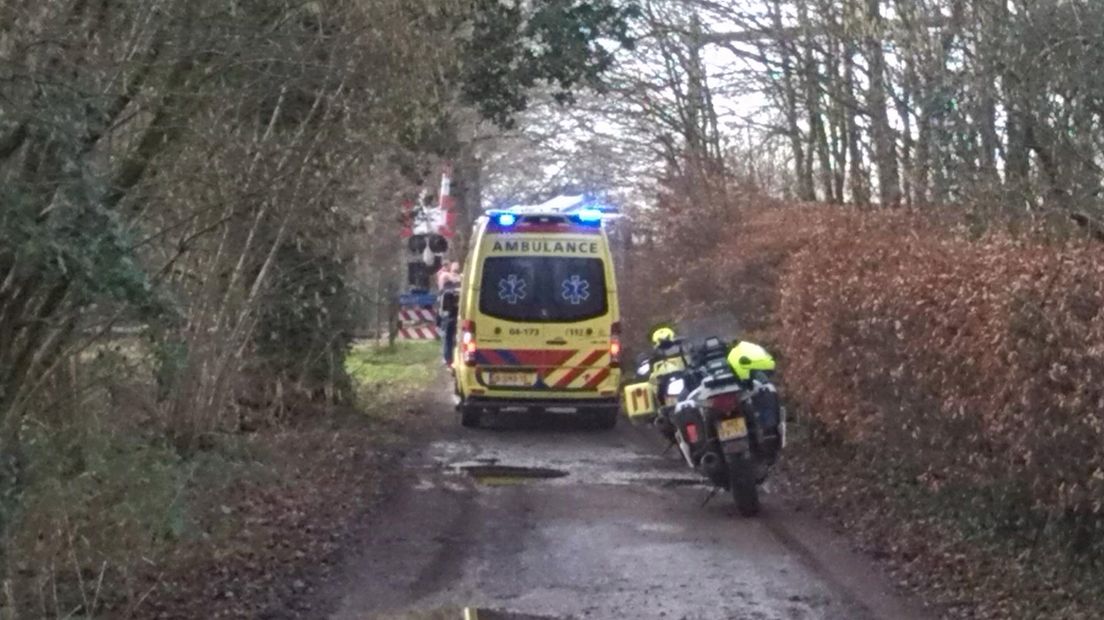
[727,341,775,380]
[651,326,676,346]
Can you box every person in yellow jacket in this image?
[644,326,688,441]
[650,326,680,360]
[648,326,687,392]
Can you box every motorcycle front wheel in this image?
[727,454,760,517]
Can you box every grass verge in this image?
[345,341,441,417]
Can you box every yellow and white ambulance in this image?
[453,208,621,428]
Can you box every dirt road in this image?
[325,388,933,620]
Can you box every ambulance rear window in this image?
[479,257,607,322]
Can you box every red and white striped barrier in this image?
[399,325,441,340]
[399,308,436,323]
[397,304,440,340]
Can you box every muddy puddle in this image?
[440,457,708,489]
[457,464,569,486]
[375,607,564,619]
[637,476,707,488]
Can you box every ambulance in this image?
[453,208,621,428]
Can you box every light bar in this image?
[575,208,603,222]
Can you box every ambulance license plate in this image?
[487,371,535,387]
[717,417,748,440]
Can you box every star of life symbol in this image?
[561,275,590,305]
[498,274,527,304]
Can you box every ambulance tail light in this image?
[461,320,477,366]
[609,321,622,368]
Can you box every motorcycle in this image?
[636,335,785,516]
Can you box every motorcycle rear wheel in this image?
[727,454,761,517]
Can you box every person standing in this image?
[437,262,462,365]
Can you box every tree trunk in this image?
[771,0,815,201]
[863,0,901,206]
[897,59,915,208]
[843,37,869,205]
[798,0,835,203]
[823,4,848,204]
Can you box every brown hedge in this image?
[718,206,1104,524]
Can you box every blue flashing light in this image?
[496,212,517,227]
[575,208,603,224]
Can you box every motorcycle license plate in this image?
[717,417,748,440]
[486,371,535,387]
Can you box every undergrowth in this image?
[0,339,438,618]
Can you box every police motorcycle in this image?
[626,328,784,516]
